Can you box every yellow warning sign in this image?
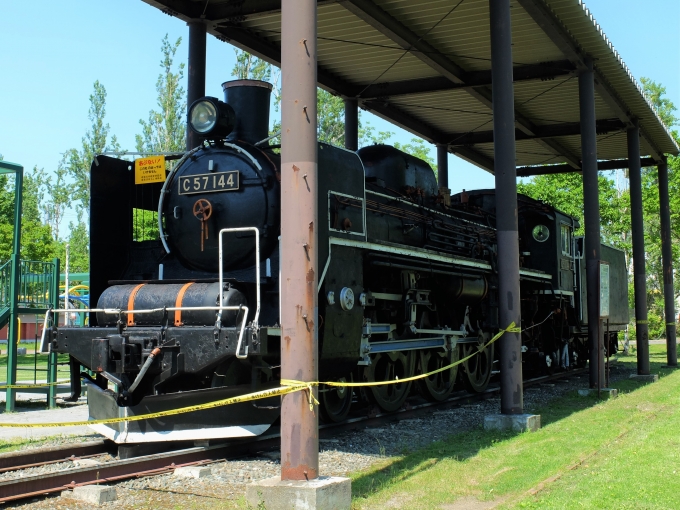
[135,156,166,184]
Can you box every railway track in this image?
[0,367,588,504]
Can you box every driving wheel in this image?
[363,351,415,412]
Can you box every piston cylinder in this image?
[96,282,246,327]
[448,276,488,304]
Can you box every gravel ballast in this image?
[6,361,636,509]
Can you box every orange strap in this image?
[174,282,195,326]
[127,284,146,326]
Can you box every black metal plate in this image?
[178,171,239,195]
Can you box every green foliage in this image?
[640,77,679,133]
[135,35,186,155]
[54,221,90,273]
[33,164,71,240]
[394,138,438,177]
[133,209,160,242]
[317,89,344,145]
[232,49,271,82]
[517,172,630,256]
[639,78,680,338]
[0,167,56,263]
[358,124,393,147]
[63,80,121,218]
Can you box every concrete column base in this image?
[246,476,351,510]
[629,374,659,383]
[577,388,618,399]
[483,414,541,432]
[63,485,117,506]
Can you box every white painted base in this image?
[89,422,271,443]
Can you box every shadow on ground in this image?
[350,351,678,502]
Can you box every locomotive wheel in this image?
[460,338,494,393]
[319,377,353,423]
[417,348,459,402]
[364,351,415,412]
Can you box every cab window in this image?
[561,224,572,256]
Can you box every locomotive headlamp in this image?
[188,97,236,139]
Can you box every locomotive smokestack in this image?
[221,79,273,145]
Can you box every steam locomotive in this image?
[51,80,628,443]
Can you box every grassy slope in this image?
[351,347,680,509]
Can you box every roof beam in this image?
[212,25,355,96]
[466,85,583,168]
[361,100,447,144]
[207,0,338,21]
[356,61,575,99]
[514,0,665,161]
[516,157,658,177]
[339,0,468,84]
[447,118,625,146]
[449,147,495,173]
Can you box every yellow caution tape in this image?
[0,380,70,390]
[0,384,302,428]
[636,320,648,324]
[283,321,519,389]
[0,323,520,428]
[666,323,677,326]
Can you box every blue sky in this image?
[0,0,678,230]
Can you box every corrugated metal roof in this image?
[143,0,678,172]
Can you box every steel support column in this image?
[280,0,319,481]
[628,126,650,375]
[186,20,207,151]
[47,257,60,409]
[658,157,677,366]
[579,61,604,389]
[344,98,358,151]
[437,144,449,189]
[489,0,523,415]
[5,164,22,412]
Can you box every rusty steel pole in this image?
[186,20,206,151]
[280,0,319,481]
[628,126,650,375]
[658,157,678,366]
[489,0,523,415]
[579,60,604,389]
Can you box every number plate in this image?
[178,171,239,195]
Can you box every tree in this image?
[63,81,121,219]
[0,167,56,262]
[517,172,630,254]
[34,164,71,241]
[55,221,89,273]
[638,78,680,338]
[232,49,271,82]
[136,35,186,154]
[640,78,679,134]
[394,138,438,176]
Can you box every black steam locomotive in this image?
[52,80,628,443]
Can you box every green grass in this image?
[350,345,680,509]
[0,353,70,381]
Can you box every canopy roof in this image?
[143,0,678,172]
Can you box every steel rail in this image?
[0,440,111,472]
[0,365,592,503]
